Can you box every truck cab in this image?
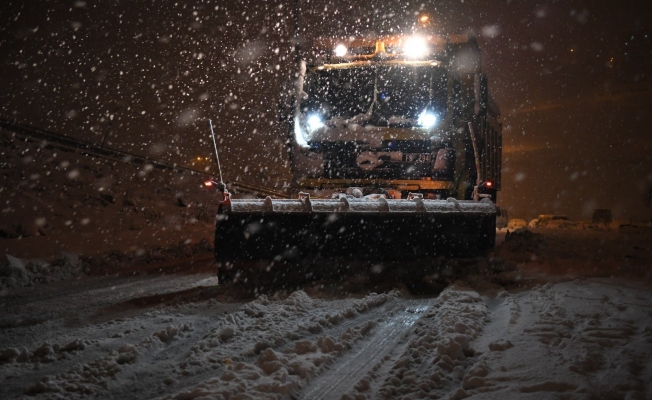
[287,33,502,202]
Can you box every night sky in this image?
[1,0,651,220]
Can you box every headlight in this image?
[403,37,428,59]
[334,44,347,57]
[417,110,437,129]
[306,114,325,132]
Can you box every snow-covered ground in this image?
[0,129,219,292]
[1,226,650,399]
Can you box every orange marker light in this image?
[418,14,432,27]
[204,180,213,187]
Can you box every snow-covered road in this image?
[1,268,651,399]
[466,280,652,399]
[1,225,652,399]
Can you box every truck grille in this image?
[317,140,431,179]
[380,140,431,153]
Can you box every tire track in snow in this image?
[156,293,401,399]
[298,298,434,400]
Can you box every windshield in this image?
[302,65,448,125]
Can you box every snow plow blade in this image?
[214,194,496,262]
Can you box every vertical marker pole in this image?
[468,121,482,186]
[209,119,224,185]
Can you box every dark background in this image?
[1,0,651,221]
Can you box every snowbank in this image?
[0,239,213,292]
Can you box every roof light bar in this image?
[403,36,429,59]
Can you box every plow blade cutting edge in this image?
[214,194,497,262]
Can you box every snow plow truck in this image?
[214,26,502,281]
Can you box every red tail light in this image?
[485,181,493,187]
[204,180,214,187]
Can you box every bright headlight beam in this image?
[417,110,437,129]
[403,37,428,59]
[306,114,325,132]
[334,44,347,57]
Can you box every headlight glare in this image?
[417,110,437,129]
[403,37,429,59]
[306,114,325,132]
[334,44,347,57]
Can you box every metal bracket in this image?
[340,196,351,211]
[219,189,232,213]
[377,196,390,212]
[298,192,313,212]
[263,196,274,212]
[408,192,426,212]
[472,184,492,202]
[447,197,462,211]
